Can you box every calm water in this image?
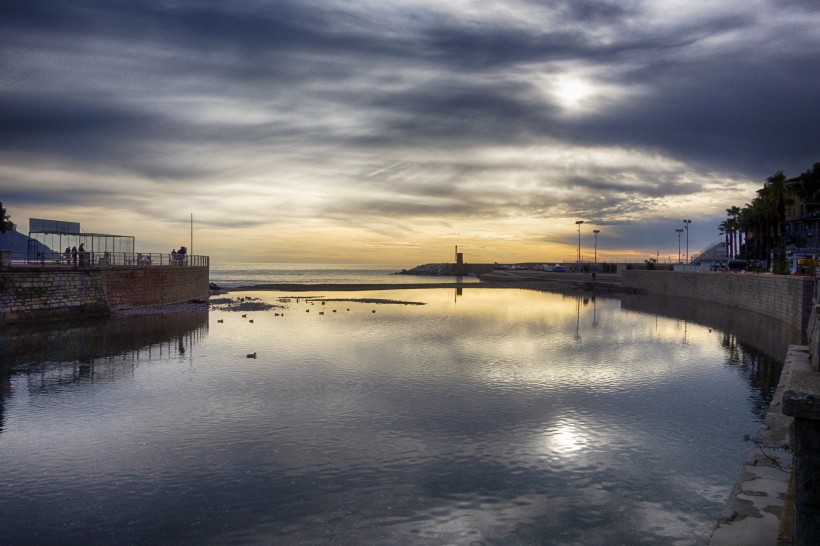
[0,288,794,545]
[209,263,480,288]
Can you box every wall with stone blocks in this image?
[0,269,109,322]
[622,271,814,333]
[100,267,209,310]
[0,267,209,323]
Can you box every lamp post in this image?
[575,220,584,272]
[676,229,683,263]
[683,220,692,263]
[593,229,600,264]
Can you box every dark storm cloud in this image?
[0,94,218,183]
[567,176,703,198]
[566,51,820,178]
[377,9,817,179]
[0,185,122,210]
[365,81,556,147]
[0,93,154,152]
[1,0,409,70]
[4,0,815,177]
[548,215,726,257]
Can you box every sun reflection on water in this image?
[547,422,586,454]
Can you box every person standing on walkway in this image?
[71,246,78,268]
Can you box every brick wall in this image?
[623,271,814,333]
[0,266,209,323]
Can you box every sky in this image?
[1,1,818,266]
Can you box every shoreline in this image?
[225,282,482,292]
[220,271,626,293]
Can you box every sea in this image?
[209,262,480,288]
[0,264,800,544]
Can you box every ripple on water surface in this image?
[0,289,789,545]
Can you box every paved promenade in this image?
[708,346,802,545]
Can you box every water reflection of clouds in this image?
[0,288,779,544]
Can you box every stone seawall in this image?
[100,267,209,310]
[622,271,814,334]
[623,272,820,544]
[0,267,209,323]
[0,269,109,322]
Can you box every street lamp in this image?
[593,229,600,263]
[575,220,584,272]
[675,228,684,263]
[683,220,692,264]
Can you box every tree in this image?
[719,219,731,257]
[725,206,742,258]
[759,171,789,265]
[789,162,820,202]
[0,202,15,233]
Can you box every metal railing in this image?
[1,250,209,269]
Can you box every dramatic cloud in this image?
[1,0,817,263]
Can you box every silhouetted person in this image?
[71,246,78,267]
[78,243,86,267]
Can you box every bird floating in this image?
[246,352,257,358]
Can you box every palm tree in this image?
[739,198,769,266]
[759,171,788,265]
[736,206,751,258]
[725,206,742,259]
[721,162,820,271]
[719,220,731,258]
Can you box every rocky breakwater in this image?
[399,263,495,276]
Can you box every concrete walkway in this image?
[708,346,805,545]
